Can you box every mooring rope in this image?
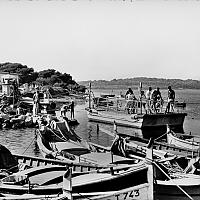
[22,132,36,155]
[154,161,193,200]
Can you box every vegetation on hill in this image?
[79,77,200,90]
[0,63,86,93]
[2,63,200,92]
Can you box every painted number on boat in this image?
[115,190,140,200]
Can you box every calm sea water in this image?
[1,89,200,157]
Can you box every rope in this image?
[154,162,193,200]
[22,133,36,155]
[75,192,93,200]
[1,164,18,174]
[154,132,167,141]
[49,126,68,142]
[1,135,36,173]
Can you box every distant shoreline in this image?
[78,77,200,90]
[81,85,200,91]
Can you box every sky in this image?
[1,0,200,82]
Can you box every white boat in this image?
[0,145,153,200]
[167,127,200,150]
[87,109,143,128]
[2,142,200,200]
[0,161,152,198]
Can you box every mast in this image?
[140,82,143,114]
[89,82,91,109]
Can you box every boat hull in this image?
[72,163,148,193]
[142,113,186,129]
[73,183,151,200]
[155,183,200,200]
[0,163,148,196]
[87,110,187,137]
[0,183,152,200]
[87,111,142,128]
[167,133,199,150]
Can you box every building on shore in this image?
[0,72,19,96]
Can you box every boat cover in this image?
[0,144,18,172]
[51,121,81,142]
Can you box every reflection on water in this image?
[0,128,38,156]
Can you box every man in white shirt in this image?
[145,87,152,113]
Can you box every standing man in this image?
[145,87,152,113]
[70,100,75,119]
[165,86,175,113]
[33,90,40,116]
[151,87,162,113]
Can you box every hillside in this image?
[0,62,86,93]
[79,77,200,90]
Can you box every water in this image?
[1,89,200,157]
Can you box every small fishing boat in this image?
[0,141,154,200]
[166,126,200,151]
[99,125,199,158]
[2,142,200,200]
[87,109,143,128]
[0,142,108,180]
[36,119,136,167]
[0,161,149,197]
[0,165,66,195]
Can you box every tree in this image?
[38,69,56,79]
[0,63,80,92]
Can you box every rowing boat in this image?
[166,127,200,151]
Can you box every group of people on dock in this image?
[125,86,175,114]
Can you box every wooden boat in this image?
[87,108,187,133]
[0,161,149,196]
[166,127,200,151]
[72,159,153,200]
[154,174,200,200]
[119,139,200,200]
[0,162,153,200]
[87,88,187,137]
[0,142,112,181]
[86,84,187,139]
[0,165,66,195]
[3,141,200,200]
[99,125,199,158]
[87,109,142,128]
[36,120,136,167]
[0,141,154,199]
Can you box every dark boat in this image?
[36,119,137,167]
